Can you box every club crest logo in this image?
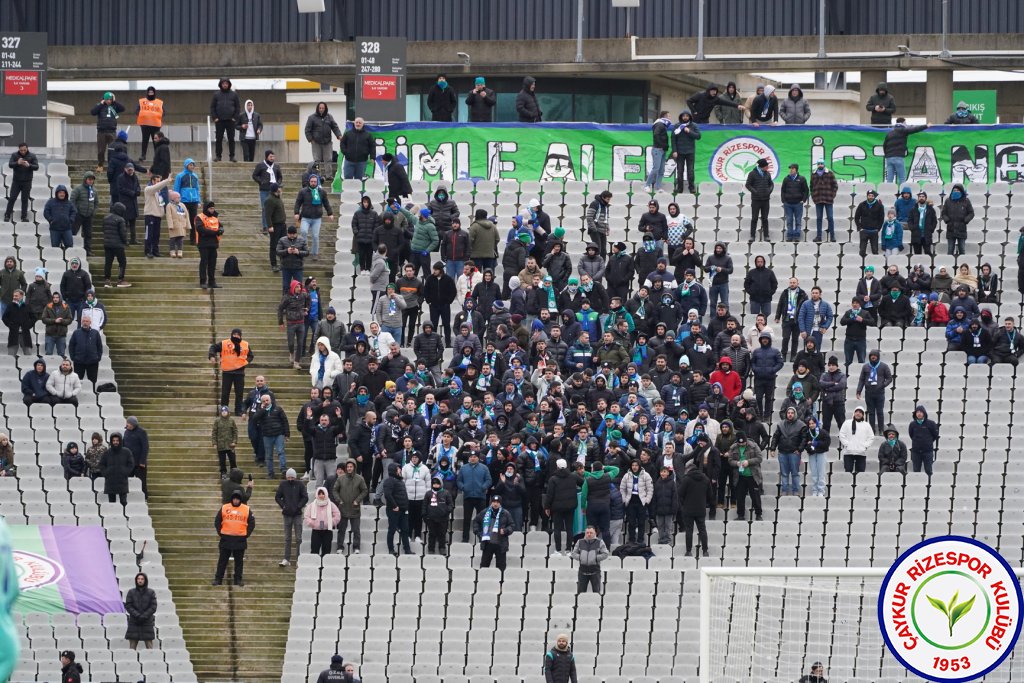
[13,550,64,591]
[708,137,779,183]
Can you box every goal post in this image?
[699,566,1024,683]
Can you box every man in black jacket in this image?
[745,158,774,241]
[854,189,885,256]
[427,75,457,122]
[382,462,412,556]
[5,143,38,223]
[382,154,412,201]
[69,314,103,386]
[213,490,255,586]
[780,163,809,242]
[149,132,171,179]
[413,320,446,371]
[275,468,309,566]
[515,77,542,123]
[774,277,807,362]
[252,150,284,234]
[254,394,290,479]
[340,117,374,180]
[347,411,377,492]
[544,459,581,553]
[210,78,242,162]
[123,417,150,499]
[686,83,745,124]
[882,117,927,185]
[473,495,515,571]
[465,77,496,122]
[90,92,126,171]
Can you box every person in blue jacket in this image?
[43,185,77,249]
[173,158,202,228]
[456,450,492,542]
[797,286,834,351]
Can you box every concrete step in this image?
[69,159,338,683]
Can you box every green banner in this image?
[953,90,997,124]
[343,122,1024,189]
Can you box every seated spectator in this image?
[0,432,14,477]
[47,358,82,406]
[926,294,949,328]
[877,425,908,474]
[991,318,1023,366]
[931,266,954,301]
[61,442,88,479]
[878,285,913,329]
[961,319,992,365]
[976,263,999,304]
[22,358,54,406]
[907,264,931,294]
[952,263,978,294]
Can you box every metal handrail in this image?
[206,116,214,201]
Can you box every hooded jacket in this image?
[940,185,975,239]
[383,462,410,510]
[427,80,458,121]
[427,187,460,236]
[686,84,739,124]
[714,82,745,124]
[779,84,811,124]
[351,197,379,246]
[877,426,908,473]
[469,216,500,259]
[749,85,779,123]
[544,467,581,512]
[44,185,77,233]
[907,406,940,453]
[672,113,701,156]
[279,280,310,325]
[883,121,927,157]
[103,203,129,248]
[174,159,202,204]
[70,174,100,218]
[100,433,135,496]
[704,242,733,285]
[305,103,342,144]
[210,79,242,122]
[422,479,455,521]
[856,352,892,394]
[515,77,542,122]
[124,573,158,642]
[310,337,344,388]
[866,82,897,125]
[237,99,263,138]
[838,409,874,454]
[150,135,171,178]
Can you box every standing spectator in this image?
[333,460,368,554]
[474,495,514,571]
[253,394,290,478]
[838,407,873,474]
[672,111,701,195]
[571,525,609,592]
[585,191,612,258]
[276,226,309,294]
[544,635,579,683]
[439,217,469,280]
[402,452,432,541]
[619,460,653,543]
[123,417,149,499]
[294,175,333,260]
[651,466,677,544]
[382,154,413,202]
[882,118,927,184]
[797,286,833,350]
[801,416,831,497]
[907,405,940,476]
[3,289,33,354]
[581,462,618,548]
[194,201,223,290]
[135,86,164,161]
[751,332,784,419]
[704,242,733,310]
[605,242,634,304]
[396,263,424,345]
[714,82,746,124]
[90,92,125,171]
[866,82,897,125]
[236,99,263,163]
[210,78,241,162]
[880,209,905,257]
[945,101,979,125]
[780,164,809,242]
[770,405,804,495]
[25,268,50,322]
[774,277,807,362]
[424,264,457,347]
[4,142,37,224]
[99,432,134,505]
[729,434,763,521]
[211,405,238,475]
[339,118,373,180]
[854,189,884,256]
[516,77,542,123]
[809,160,838,243]
[678,463,710,556]
[43,185,76,249]
[115,164,142,245]
[41,292,72,356]
[164,188,189,260]
[141,175,172,258]
[909,191,937,255]
[59,652,83,683]
[469,211,500,272]
[148,131,171,180]
[745,159,774,241]
[427,75,457,122]
[212,489,255,586]
[686,83,744,124]
[877,425,908,474]
[465,77,496,122]
[68,313,103,386]
[374,284,407,344]
[779,84,811,124]
[742,256,777,318]
[279,280,310,368]
[304,486,341,556]
[818,356,847,431]
[856,349,892,433]
[252,150,283,235]
[382,462,412,556]
[69,172,100,256]
[0,256,26,319]
[351,196,379,272]
[173,159,202,230]
[749,84,779,126]
[940,183,975,257]
[123,572,157,650]
[209,328,252,414]
[643,111,672,192]
[544,458,580,554]
[457,451,492,542]
[422,476,454,554]
[305,102,343,179]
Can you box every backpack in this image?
[223,255,241,277]
[96,382,118,393]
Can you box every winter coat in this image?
[866,83,897,125]
[252,161,283,192]
[405,210,440,254]
[878,432,908,474]
[427,191,460,237]
[304,106,342,144]
[780,174,809,205]
[99,441,135,495]
[770,417,805,453]
[744,266,778,304]
[878,293,913,326]
[940,191,975,239]
[728,441,763,488]
[745,168,774,201]
[386,161,413,199]
[819,369,847,405]
[310,337,344,388]
[907,411,940,454]
[515,77,542,122]
[544,468,581,512]
[854,200,885,233]
[333,471,368,519]
[150,136,171,179]
[797,298,834,335]
[439,228,470,262]
[103,203,129,248]
[124,582,157,642]
[44,188,77,233]
[294,186,333,220]
[838,414,874,454]
[254,403,290,438]
[70,175,100,218]
[544,647,578,683]
[211,415,238,451]
[619,468,654,505]
[427,83,457,122]
[115,172,141,221]
[678,468,711,517]
[456,461,492,500]
[751,345,784,380]
[466,87,497,122]
[502,240,528,275]
[704,245,733,285]
[210,83,242,122]
[422,485,455,521]
[672,120,701,156]
[686,86,739,123]
[651,475,679,515]
[174,159,202,205]
[810,170,838,205]
[801,427,832,458]
[91,99,126,132]
[46,368,81,399]
[351,204,379,247]
[571,536,609,570]
[883,123,927,157]
[714,86,746,124]
[779,86,811,124]
[69,325,104,366]
[41,299,72,338]
[469,218,500,259]
[577,250,606,282]
[340,126,374,163]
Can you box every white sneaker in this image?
[278,559,290,567]
[302,471,310,481]
[353,549,360,554]
[642,186,652,193]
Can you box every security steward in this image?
[213,489,255,586]
[195,200,224,290]
[136,86,165,161]
[209,327,254,415]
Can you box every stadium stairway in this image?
[66,159,339,682]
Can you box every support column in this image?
[924,69,954,124]
[860,70,886,124]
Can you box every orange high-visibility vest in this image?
[219,503,250,536]
[195,213,221,244]
[220,339,250,372]
[137,98,164,127]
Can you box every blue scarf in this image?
[868,359,880,383]
[481,506,503,539]
[317,352,327,383]
[525,449,542,471]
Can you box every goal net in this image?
[700,568,901,683]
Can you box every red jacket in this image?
[709,357,743,401]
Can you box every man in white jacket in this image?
[838,405,874,474]
[402,452,432,543]
[47,359,82,407]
